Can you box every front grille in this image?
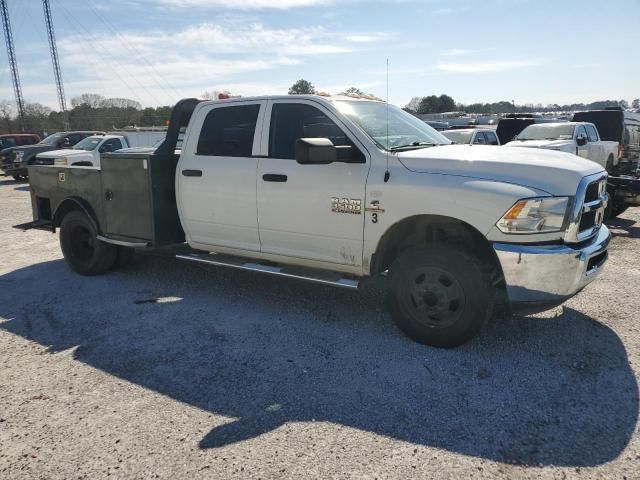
[565,174,607,243]
[30,157,54,166]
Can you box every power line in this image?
[85,0,181,102]
[52,0,161,106]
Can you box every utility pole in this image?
[0,0,25,131]
[42,0,67,128]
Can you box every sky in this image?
[1,0,638,111]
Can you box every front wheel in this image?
[60,210,117,275]
[388,244,492,348]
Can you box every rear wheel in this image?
[59,210,117,275]
[605,155,615,174]
[388,244,492,348]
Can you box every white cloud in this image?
[441,48,472,57]
[53,21,384,106]
[152,0,332,9]
[436,59,543,73]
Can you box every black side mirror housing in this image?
[295,138,336,165]
[576,135,587,146]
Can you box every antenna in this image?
[384,58,390,183]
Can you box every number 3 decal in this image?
[372,213,378,223]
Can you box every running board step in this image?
[176,252,360,290]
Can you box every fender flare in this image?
[52,196,100,233]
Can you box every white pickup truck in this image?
[20,95,611,348]
[505,122,620,171]
[32,131,167,168]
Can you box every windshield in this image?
[73,137,101,151]
[334,101,451,150]
[40,133,64,146]
[516,124,575,141]
[441,131,473,144]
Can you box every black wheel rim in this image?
[399,266,466,329]
[69,225,95,261]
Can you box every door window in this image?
[472,132,486,145]
[484,131,499,145]
[585,125,599,142]
[99,138,123,153]
[66,134,83,146]
[197,104,260,157]
[269,103,355,160]
[575,125,588,142]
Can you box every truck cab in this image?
[22,95,611,348]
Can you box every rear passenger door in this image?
[256,99,370,267]
[177,101,266,252]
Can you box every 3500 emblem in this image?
[331,197,362,214]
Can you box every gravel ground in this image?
[0,177,638,480]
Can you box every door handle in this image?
[182,169,202,177]
[262,174,287,182]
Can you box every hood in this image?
[504,139,573,150]
[12,144,57,156]
[38,149,94,159]
[397,145,602,196]
[34,149,96,166]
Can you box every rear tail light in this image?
[617,144,624,159]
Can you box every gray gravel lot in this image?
[0,177,638,479]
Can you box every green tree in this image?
[438,94,455,112]
[288,79,315,95]
[342,87,364,96]
[632,99,640,110]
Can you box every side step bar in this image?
[13,220,53,232]
[176,252,360,290]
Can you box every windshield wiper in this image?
[389,142,437,152]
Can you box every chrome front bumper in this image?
[493,225,611,314]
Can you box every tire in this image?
[388,244,492,348]
[59,210,117,275]
[113,246,135,269]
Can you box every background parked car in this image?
[572,107,640,175]
[0,131,104,180]
[504,122,619,172]
[441,128,500,145]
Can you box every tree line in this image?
[0,94,173,135]
[2,83,638,135]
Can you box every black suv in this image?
[1,131,104,180]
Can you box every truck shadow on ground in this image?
[606,216,640,239]
[0,255,637,467]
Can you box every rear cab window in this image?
[197,104,261,157]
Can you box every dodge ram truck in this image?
[505,122,619,171]
[19,95,611,348]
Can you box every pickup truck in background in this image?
[504,122,619,171]
[32,131,167,168]
[0,133,42,180]
[441,128,500,145]
[1,131,104,180]
[19,95,611,348]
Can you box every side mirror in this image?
[295,138,336,165]
[576,135,587,146]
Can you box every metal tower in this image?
[42,0,67,128]
[0,0,25,131]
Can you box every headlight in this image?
[54,157,68,166]
[497,197,569,234]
